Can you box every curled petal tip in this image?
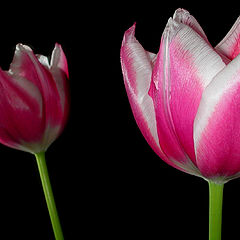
[127,22,136,34]
[173,8,189,23]
[166,17,177,28]
[51,43,69,78]
[173,8,190,19]
[16,43,32,52]
[122,23,136,45]
[55,42,61,47]
[163,17,179,41]
[54,43,64,53]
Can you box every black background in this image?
[0,0,240,239]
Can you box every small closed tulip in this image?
[121,8,240,240]
[0,43,69,240]
[0,43,69,154]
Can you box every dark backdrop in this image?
[0,1,239,239]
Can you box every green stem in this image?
[208,181,224,240]
[35,152,64,240]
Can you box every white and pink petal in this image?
[49,44,69,122]
[194,53,240,181]
[120,24,178,168]
[215,16,240,60]
[0,69,44,152]
[0,44,70,153]
[173,8,209,43]
[37,44,69,150]
[149,12,225,176]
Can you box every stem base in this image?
[208,181,224,240]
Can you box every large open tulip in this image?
[0,43,69,240]
[121,8,240,240]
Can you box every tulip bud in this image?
[0,43,69,154]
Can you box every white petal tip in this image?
[163,17,179,41]
[173,8,190,20]
[122,23,136,46]
[16,43,32,52]
[50,43,69,78]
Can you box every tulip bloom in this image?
[0,43,69,240]
[0,43,69,154]
[121,8,240,240]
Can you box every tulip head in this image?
[121,9,240,183]
[0,43,69,154]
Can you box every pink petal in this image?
[215,16,240,60]
[37,44,69,147]
[10,44,63,127]
[49,44,69,131]
[120,24,178,168]
[50,43,69,79]
[149,12,225,175]
[0,68,44,151]
[194,53,240,180]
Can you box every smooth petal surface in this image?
[149,10,225,175]
[50,43,69,78]
[0,69,44,151]
[194,54,240,181]
[120,24,177,167]
[215,16,240,60]
[37,43,69,128]
[45,44,69,146]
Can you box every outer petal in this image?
[37,44,69,148]
[50,43,69,78]
[215,16,240,60]
[120,24,179,168]
[0,68,44,152]
[149,12,225,175]
[48,44,69,141]
[194,54,240,181]
[50,43,69,114]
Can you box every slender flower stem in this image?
[208,181,224,240]
[35,152,64,240]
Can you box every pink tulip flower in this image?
[121,8,240,183]
[121,8,240,240]
[0,43,69,154]
[0,43,69,239]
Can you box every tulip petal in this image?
[47,44,69,147]
[149,13,225,174]
[194,54,240,180]
[173,8,209,43]
[36,54,50,68]
[0,69,44,152]
[50,44,69,114]
[120,24,176,167]
[37,44,69,147]
[215,16,240,60]
[10,44,63,124]
[50,43,69,78]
